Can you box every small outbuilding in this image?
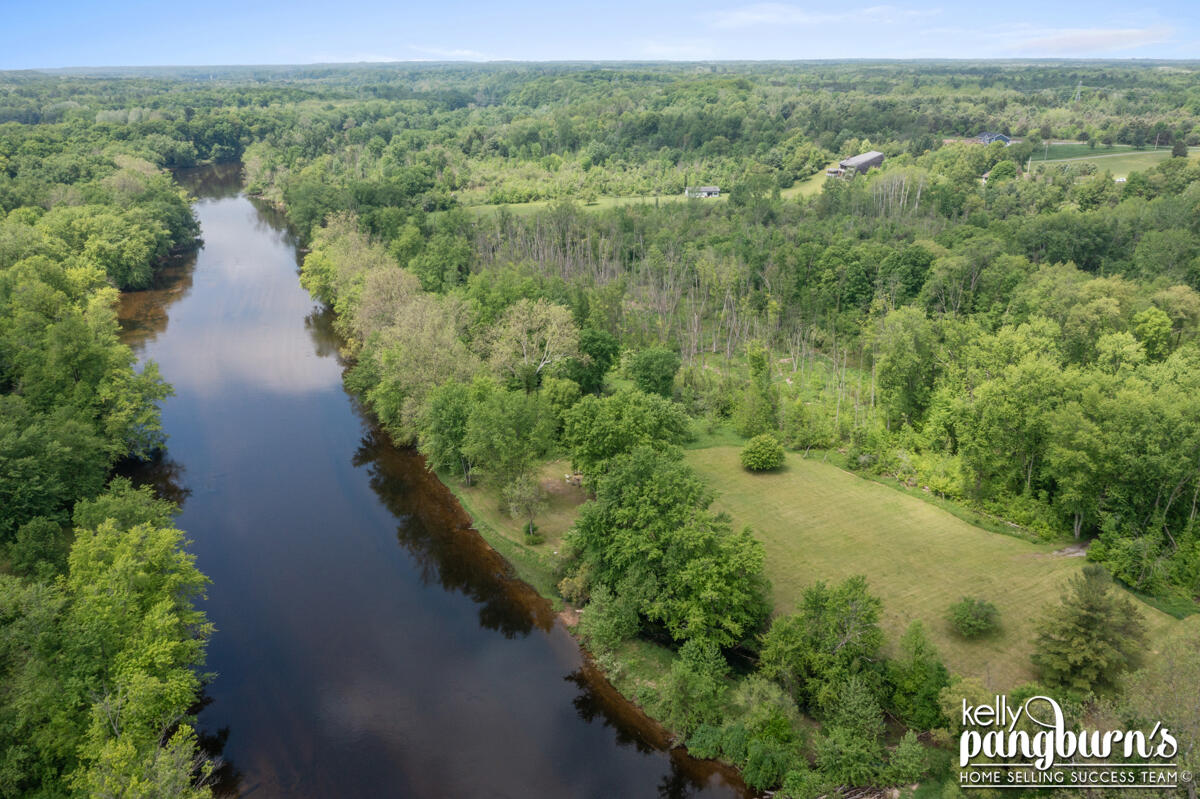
[978,132,1011,145]
[684,186,720,198]
[838,151,884,175]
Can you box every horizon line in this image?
[6,57,1200,72]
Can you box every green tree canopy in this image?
[1032,564,1146,694]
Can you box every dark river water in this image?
[117,164,748,799]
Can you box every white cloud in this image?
[639,39,716,59]
[310,52,403,63]
[408,45,492,61]
[705,3,936,30]
[1012,26,1174,55]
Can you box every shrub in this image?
[781,399,834,450]
[741,434,785,472]
[685,724,725,759]
[778,767,835,799]
[734,384,779,437]
[889,621,950,729]
[743,736,794,791]
[947,597,1000,638]
[557,567,589,604]
[816,725,883,787]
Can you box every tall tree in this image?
[462,388,554,486]
[629,347,681,399]
[759,576,884,709]
[888,621,949,730]
[489,298,580,392]
[562,389,691,477]
[1032,564,1146,693]
[418,380,478,484]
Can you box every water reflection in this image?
[118,250,199,349]
[190,691,242,798]
[354,424,555,637]
[176,162,244,199]
[565,664,748,799]
[114,450,191,509]
[115,163,750,799]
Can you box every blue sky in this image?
[2,0,1197,68]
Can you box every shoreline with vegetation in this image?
[293,205,1195,796]
[0,128,214,794]
[5,61,1200,798]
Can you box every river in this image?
[117,163,749,798]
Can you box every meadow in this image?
[1029,141,1141,161]
[438,436,1193,691]
[1030,142,1198,177]
[685,446,1185,690]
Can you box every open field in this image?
[443,439,1200,691]
[685,446,1186,690]
[781,167,833,199]
[1030,143,1198,177]
[1030,141,1141,161]
[449,457,586,548]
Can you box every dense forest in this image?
[3,62,1200,798]
[0,92,212,796]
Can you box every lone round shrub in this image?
[947,597,1000,638]
[741,434,785,472]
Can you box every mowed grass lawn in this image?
[1032,145,1198,178]
[686,446,1183,690]
[1031,142,1140,161]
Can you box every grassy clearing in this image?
[685,446,1181,690]
[817,449,1042,544]
[1030,142,1139,161]
[606,638,677,707]
[781,166,835,199]
[439,457,587,604]
[1030,145,1198,178]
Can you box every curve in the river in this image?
[117,163,750,799]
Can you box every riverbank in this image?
[288,245,758,793]
[444,474,565,603]
[114,161,756,798]
[427,446,756,792]
[432,454,756,788]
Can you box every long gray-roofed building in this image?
[839,150,884,174]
